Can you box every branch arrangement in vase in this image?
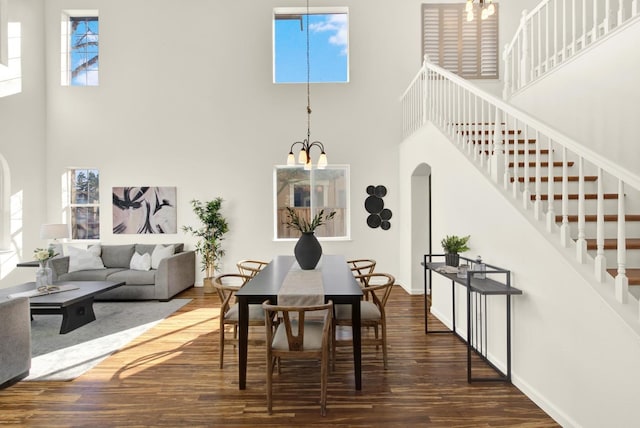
[284,207,336,233]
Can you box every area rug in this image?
[26,299,191,381]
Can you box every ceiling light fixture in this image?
[286,0,328,171]
[465,0,496,22]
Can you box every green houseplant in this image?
[182,198,229,291]
[440,234,470,267]
[284,207,336,270]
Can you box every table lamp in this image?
[40,223,69,255]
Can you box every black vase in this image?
[445,253,460,267]
[294,232,322,270]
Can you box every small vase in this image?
[35,261,53,288]
[294,232,322,270]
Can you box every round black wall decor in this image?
[365,185,392,230]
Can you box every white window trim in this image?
[273,164,351,242]
[66,168,100,241]
[61,9,99,86]
[273,6,350,84]
[0,0,8,67]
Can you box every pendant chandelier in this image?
[465,0,496,21]
[286,0,328,171]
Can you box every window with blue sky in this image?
[274,7,348,83]
[61,11,99,86]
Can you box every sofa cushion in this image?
[59,267,125,282]
[107,269,156,285]
[130,252,151,271]
[135,243,183,256]
[101,244,135,268]
[151,244,175,269]
[67,245,105,273]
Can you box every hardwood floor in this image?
[0,286,559,427]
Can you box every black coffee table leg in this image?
[59,298,96,334]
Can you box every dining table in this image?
[235,254,363,390]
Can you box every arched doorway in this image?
[411,163,431,294]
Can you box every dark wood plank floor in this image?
[0,286,558,427]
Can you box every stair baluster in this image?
[595,167,607,282]
[576,157,588,263]
[615,179,629,303]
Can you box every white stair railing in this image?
[503,0,639,98]
[401,56,640,315]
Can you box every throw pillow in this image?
[151,244,175,270]
[130,252,152,271]
[67,244,106,273]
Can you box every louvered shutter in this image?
[422,3,499,79]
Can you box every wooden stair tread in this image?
[555,214,640,222]
[606,268,640,286]
[531,193,619,201]
[511,176,597,183]
[459,129,521,135]
[472,139,537,145]
[509,161,574,167]
[586,238,640,250]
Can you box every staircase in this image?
[463,126,640,289]
[401,56,640,325]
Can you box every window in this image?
[61,11,99,86]
[68,168,99,239]
[273,7,349,83]
[275,166,349,240]
[422,3,498,79]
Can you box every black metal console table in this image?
[423,254,522,383]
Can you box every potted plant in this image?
[440,234,470,267]
[182,198,229,292]
[284,207,335,270]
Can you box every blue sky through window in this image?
[275,12,348,83]
[70,17,99,86]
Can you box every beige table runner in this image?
[278,258,325,308]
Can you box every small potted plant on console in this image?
[440,234,470,267]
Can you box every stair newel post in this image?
[522,124,531,209]
[595,167,607,282]
[560,146,571,247]
[615,179,629,304]
[576,156,588,263]
[546,138,556,233]
[502,43,511,100]
[490,106,504,184]
[520,10,530,88]
[512,118,520,199]
[533,130,543,220]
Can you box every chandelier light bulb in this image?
[465,0,473,13]
[287,152,296,166]
[481,8,489,20]
[317,152,328,169]
[298,148,307,164]
[488,3,495,15]
[467,11,474,22]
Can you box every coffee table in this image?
[0,280,125,334]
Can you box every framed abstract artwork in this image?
[112,186,177,234]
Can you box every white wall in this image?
[400,123,640,427]
[510,18,640,175]
[0,0,46,286]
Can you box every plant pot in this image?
[445,253,460,267]
[294,232,322,270]
[202,277,215,294]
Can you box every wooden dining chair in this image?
[213,273,264,369]
[346,258,376,276]
[236,259,269,278]
[332,272,395,370]
[262,300,333,416]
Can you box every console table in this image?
[423,254,522,383]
